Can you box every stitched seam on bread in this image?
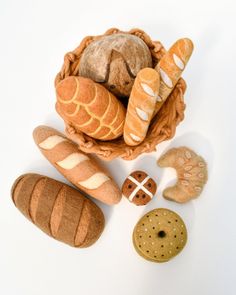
[57,77,125,136]
[50,185,66,238]
[76,117,93,128]
[69,99,121,134]
[57,77,80,104]
[101,91,111,120]
[28,177,46,223]
[65,104,80,117]
[29,178,47,223]
[87,82,97,106]
[11,175,26,205]
[88,125,103,137]
[109,102,120,127]
[74,199,88,247]
[113,119,124,134]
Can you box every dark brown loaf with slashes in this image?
[11,173,105,248]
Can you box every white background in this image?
[1,0,236,294]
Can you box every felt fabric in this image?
[157,147,208,203]
[78,33,152,97]
[33,126,122,205]
[55,28,186,161]
[56,76,126,140]
[133,208,187,263]
[11,173,105,248]
[124,68,160,146]
[122,170,157,206]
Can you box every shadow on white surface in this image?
[41,111,64,132]
[162,131,214,173]
[132,154,164,183]
[190,26,221,92]
[130,131,214,235]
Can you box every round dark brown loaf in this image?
[78,33,152,97]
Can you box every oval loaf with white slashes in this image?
[11,173,105,247]
[33,126,122,205]
[124,68,160,146]
[56,76,126,141]
[154,38,194,115]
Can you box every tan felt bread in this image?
[56,76,126,141]
[133,208,187,263]
[154,38,193,114]
[122,171,157,206]
[124,68,160,146]
[157,147,208,203]
[78,33,152,97]
[11,173,105,248]
[33,126,122,205]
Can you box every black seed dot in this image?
[147,215,149,218]
[158,231,166,238]
[175,219,178,222]
[139,235,142,238]
[139,245,141,248]
[148,183,152,188]
[154,255,157,258]
[155,214,158,217]
[176,246,179,249]
[168,221,171,224]
[146,250,149,253]
[142,223,144,226]
[161,254,164,257]
[109,84,116,89]
[138,174,142,178]
[181,232,183,235]
[128,184,132,189]
[152,227,155,229]
[174,235,177,238]
[142,194,146,199]
[136,194,139,198]
[161,245,164,248]
[125,81,129,85]
[149,235,152,238]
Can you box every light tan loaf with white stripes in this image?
[11,173,105,247]
[154,38,194,114]
[33,126,122,205]
[56,76,126,140]
[124,68,160,146]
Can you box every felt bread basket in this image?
[55,28,186,161]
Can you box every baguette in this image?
[56,76,126,141]
[11,173,105,247]
[154,38,193,114]
[124,68,160,146]
[33,126,122,205]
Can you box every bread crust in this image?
[154,38,193,114]
[124,68,160,146]
[11,173,105,247]
[33,126,122,205]
[56,76,126,141]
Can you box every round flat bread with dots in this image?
[133,208,187,262]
